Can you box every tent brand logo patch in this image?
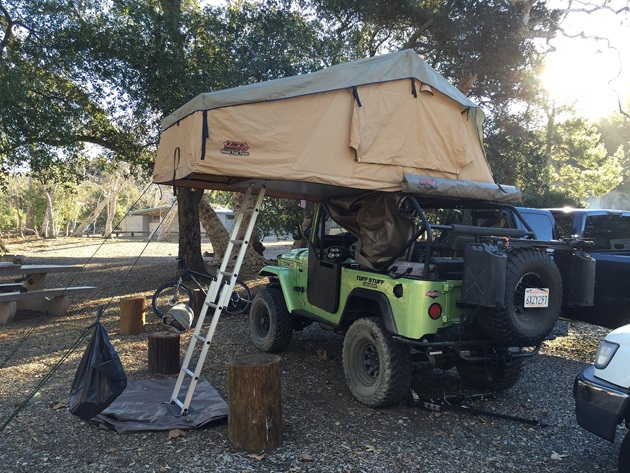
[221,140,250,156]
[417,177,437,189]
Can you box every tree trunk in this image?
[0,232,8,254]
[231,192,267,273]
[155,205,178,241]
[103,175,127,237]
[177,187,205,274]
[200,195,267,273]
[41,184,58,238]
[292,201,315,249]
[199,198,230,257]
[233,193,266,255]
[73,192,109,236]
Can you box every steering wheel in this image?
[341,233,357,259]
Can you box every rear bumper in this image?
[573,365,630,442]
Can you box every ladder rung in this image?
[183,368,195,378]
[205,301,218,309]
[220,271,234,278]
[230,239,244,244]
[194,333,206,343]
[171,397,184,409]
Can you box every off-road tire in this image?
[152,282,194,320]
[456,358,524,391]
[342,317,411,407]
[620,429,630,473]
[249,288,293,352]
[480,248,562,345]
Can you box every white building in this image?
[121,205,235,237]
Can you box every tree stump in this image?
[192,288,205,317]
[119,296,146,335]
[227,353,283,451]
[148,332,180,374]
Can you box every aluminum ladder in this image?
[170,185,266,415]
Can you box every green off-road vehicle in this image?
[249,178,596,407]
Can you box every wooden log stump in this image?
[147,332,180,374]
[119,296,146,335]
[192,288,205,317]
[227,353,283,451]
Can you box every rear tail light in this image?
[428,303,442,320]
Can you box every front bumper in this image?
[573,365,630,442]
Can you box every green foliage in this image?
[597,113,630,180]
[484,110,548,191]
[0,0,153,185]
[549,118,623,204]
[257,198,304,240]
[2,0,628,236]
[303,0,560,106]
[521,188,579,209]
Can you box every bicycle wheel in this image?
[224,280,253,315]
[152,281,194,320]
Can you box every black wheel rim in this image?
[513,272,545,316]
[354,339,379,386]
[255,308,270,337]
[225,282,251,315]
[154,284,191,319]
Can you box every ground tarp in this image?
[153,50,497,200]
[91,378,227,433]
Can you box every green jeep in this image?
[248,190,595,407]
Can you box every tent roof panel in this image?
[161,50,479,131]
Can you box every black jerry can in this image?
[553,249,595,308]
[461,243,507,308]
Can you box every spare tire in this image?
[479,248,562,345]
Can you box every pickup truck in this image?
[549,209,630,329]
[574,323,630,471]
[508,207,630,329]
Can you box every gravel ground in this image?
[0,237,623,473]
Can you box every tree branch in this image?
[403,19,434,50]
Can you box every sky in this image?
[542,1,630,120]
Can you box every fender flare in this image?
[342,288,398,335]
[259,266,300,312]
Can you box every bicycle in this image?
[152,257,252,319]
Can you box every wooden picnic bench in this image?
[0,283,26,293]
[0,264,96,324]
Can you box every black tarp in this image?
[91,378,228,433]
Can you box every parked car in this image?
[574,324,630,472]
[249,192,596,407]
[550,209,630,329]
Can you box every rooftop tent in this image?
[153,49,506,201]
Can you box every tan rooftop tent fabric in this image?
[153,50,497,200]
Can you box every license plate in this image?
[524,288,549,308]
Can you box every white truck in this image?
[574,324,630,471]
